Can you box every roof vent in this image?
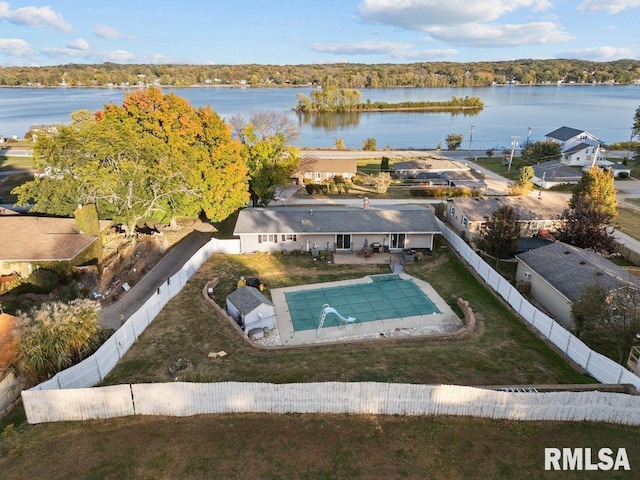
[564,251,571,254]
[579,261,586,265]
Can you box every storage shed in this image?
[226,286,275,331]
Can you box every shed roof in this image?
[234,205,441,235]
[516,242,640,301]
[227,286,273,315]
[0,215,111,262]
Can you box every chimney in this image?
[363,197,370,209]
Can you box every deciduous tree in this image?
[231,111,300,206]
[520,141,562,163]
[445,133,463,151]
[556,167,617,252]
[14,88,248,233]
[476,205,521,266]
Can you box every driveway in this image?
[100,229,213,329]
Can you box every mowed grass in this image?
[0,155,34,172]
[2,414,639,480]
[616,207,640,241]
[103,237,591,386]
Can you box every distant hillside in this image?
[1,59,639,88]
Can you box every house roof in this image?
[533,160,583,182]
[226,286,273,315]
[545,126,586,142]
[233,205,441,235]
[516,242,640,302]
[563,142,595,155]
[449,195,567,222]
[443,170,487,189]
[0,215,111,262]
[298,157,357,174]
[393,158,469,173]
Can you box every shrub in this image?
[12,268,60,294]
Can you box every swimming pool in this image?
[284,274,442,332]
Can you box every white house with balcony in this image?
[545,126,607,167]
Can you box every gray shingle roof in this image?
[226,286,273,315]
[533,161,582,182]
[516,242,640,301]
[233,206,441,235]
[563,142,594,154]
[450,195,567,222]
[545,126,585,141]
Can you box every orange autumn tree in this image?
[15,87,248,233]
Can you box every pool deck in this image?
[269,273,463,346]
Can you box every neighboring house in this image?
[392,158,469,178]
[293,157,357,184]
[544,126,606,166]
[445,194,567,241]
[0,214,110,276]
[532,160,583,189]
[582,161,632,179]
[226,286,276,331]
[515,241,640,329]
[233,204,441,253]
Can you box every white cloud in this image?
[42,46,135,63]
[0,37,31,56]
[557,46,638,61]
[577,1,640,14]
[308,40,456,60]
[93,24,130,40]
[357,0,553,30]
[427,22,573,47]
[67,38,89,51]
[0,2,72,31]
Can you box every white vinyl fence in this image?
[22,382,640,425]
[438,220,640,390]
[28,237,240,391]
[20,221,640,425]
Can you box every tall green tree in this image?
[520,141,562,163]
[476,205,521,266]
[507,165,534,196]
[231,111,300,207]
[14,88,248,233]
[556,167,617,252]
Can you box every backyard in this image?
[102,236,590,386]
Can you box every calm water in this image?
[1,85,638,149]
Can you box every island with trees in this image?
[294,86,483,113]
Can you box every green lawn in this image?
[0,173,32,204]
[616,207,640,240]
[0,156,35,172]
[103,237,591,387]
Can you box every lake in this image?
[1,85,638,150]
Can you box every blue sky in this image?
[0,1,638,66]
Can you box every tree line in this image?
[1,59,640,88]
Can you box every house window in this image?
[450,206,456,217]
[315,172,322,181]
[281,234,297,242]
[462,217,468,228]
[258,234,277,243]
[304,172,312,179]
[336,234,351,250]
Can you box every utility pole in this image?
[468,124,475,160]
[538,171,545,198]
[628,127,637,161]
[526,126,532,148]
[507,135,519,174]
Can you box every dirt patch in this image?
[94,220,209,305]
[0,313,18,373]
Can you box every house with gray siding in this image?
[233,204,441,254]
[515,241,640,329]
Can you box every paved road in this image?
[100,229,213,330]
